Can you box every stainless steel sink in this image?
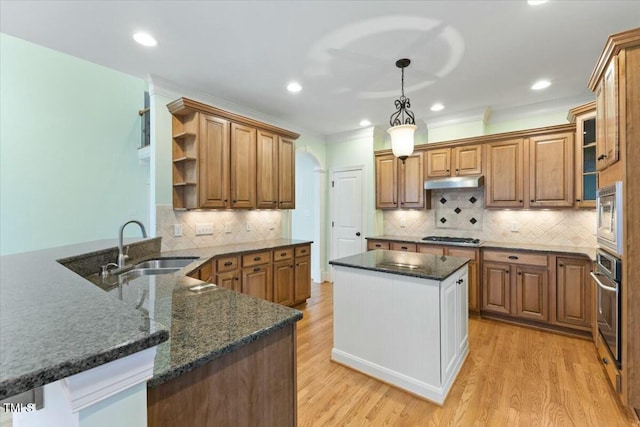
[134,257,198,269]
[119,267,181,280]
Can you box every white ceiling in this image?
[1,1,639,136]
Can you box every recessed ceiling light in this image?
[527,0,549,5]
[287,81,302,93]
[359,119,371,127]
[133,32,157,47]
[531,79,551,90]
[430,103,445,112]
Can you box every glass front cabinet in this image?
[569,102,598,208]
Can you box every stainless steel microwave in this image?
[596,181,623,256]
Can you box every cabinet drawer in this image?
[216,256,239,273]
[242,251,272,267]
[483,250,547,267]
[446,247,478,261]
[390,242,417,252]
[295,245,311,258]
[273,247,293,262]
[417,245,445,255]
[368,241,390,250]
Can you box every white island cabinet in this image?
[329,250,469,405]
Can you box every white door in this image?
[331,168,364,261]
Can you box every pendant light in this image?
[387,58,417,163]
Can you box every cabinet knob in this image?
[280,252,287,256]
[508,256,519,260]
[356,232,361,236]
[254,256,261,261]
[559,264,564,267]
[517,272,522,275]
[530,200,535,203]
[576,199,581,202]
[505,270,509,274]
[235,277,239,281]
[253,267,261,272]
[602,357,609,365]
[224,261,233,266]
[232,200,237,203]
[597,154,607,161]
[224,199,228,202]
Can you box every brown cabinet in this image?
[294,256,311,304]
[555,257,592,330]
[168,97,299,210]
[426,145,482,178]
[482,250,549,322]
[485,132,574,208]
[230,123,257,209]
[390,242,417,252]
[216,270,241,292]
[514,265,549,321]
[367,240,390,251]
[482,262,511,314]
[256,130,278,209]
[242,264,273,301]
[568,102,598,208]
[375,153,427,209]
[528,132,574,207]
[278,137,296,209]
[273,260,295,306]
[595,58,619,171]
[485,138,525,208]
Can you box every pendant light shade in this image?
[388,124,416,161]
[387,58,417,163]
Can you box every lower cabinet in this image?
[554,257,592,331]
[189,243,312,307]
[273,260,295,306]
[482,262,511,314]
[514,265,549,322]
[242,264,273,301]
[294,256,311,304]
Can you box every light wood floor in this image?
[296,281,638,427]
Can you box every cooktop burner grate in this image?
[422,236,480,245]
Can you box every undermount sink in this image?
[134,257,199,269]
[119,267,181,280]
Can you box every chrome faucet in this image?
[118,220,147,267]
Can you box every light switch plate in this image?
[245,222,251,231]
[174,224,183,237]
[195,223,214,235]
[224,224,232,234]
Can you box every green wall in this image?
[0,34,149,255]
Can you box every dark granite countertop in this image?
[0,238,309,399]
[0,238,169,400]
[367,235,595,260]
[329,249,470,281]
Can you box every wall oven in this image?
[591,249,622,368]
[596,181,623,256]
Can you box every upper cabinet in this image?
[568,102,598,208]
[168,98,299,210]
[528,131,574,207]
[485,138,525,208]
[595,58,619,171]
[375,152,427,209]
[426,145,482,178]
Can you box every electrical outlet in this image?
[269,222,276,230]
[245,222,251,231]
[224,224,232,234]
[400,218,407,228]
[510,222,519,232]
[174,224,183,237]
[195,223,214,235]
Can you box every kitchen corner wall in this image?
[383,190,596,248]
[157,205,282,251]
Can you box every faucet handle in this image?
[100,262,119,278]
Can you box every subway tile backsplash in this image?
[383,190,596,248]
[157,205,282,252]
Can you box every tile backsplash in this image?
[383,190,596,247]
[157,205,282,252]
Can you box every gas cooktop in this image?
[422,236,481,246]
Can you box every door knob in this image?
[356,232,361,236]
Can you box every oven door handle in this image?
[590,272,618,292]
[591,272,617,316]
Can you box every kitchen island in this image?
[329,249,470,405]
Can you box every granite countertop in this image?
[367,235,596,260]
[0,238,309,399]
[0,238,169,400]
[329,249,470,281]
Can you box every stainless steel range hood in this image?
[424,175,484,190]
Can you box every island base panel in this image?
[147,324,296,427]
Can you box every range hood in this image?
[424,175,484,190]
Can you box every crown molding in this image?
[325,126,379,144]
[424,107,491,130]
[489,95,594,124]
[147,74,323,141]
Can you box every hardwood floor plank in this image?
[296,281,637,426]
